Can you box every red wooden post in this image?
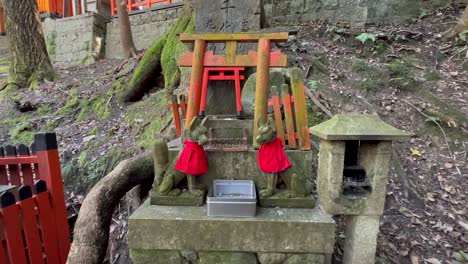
[35,191,60,264]
[234,69,242,116]
[127,0,132,13]
[253,38,271,149]
[111,0,115,15]
[0,192,28,264]
[282,84,297,149]
[179,95,187,118]
[0,147,7,185]
[271,86,285,146]
[171,95,182,137]
[18,145,34,188]
[34,133,70,263]
[185,39,206,129]
[18,186,45,264]
[199,68,209,117]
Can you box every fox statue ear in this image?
[257,118,265,129]
[267,116,277,132]
[189,117,199,132]
[200,116,208,127]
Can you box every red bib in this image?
[174,140,208,176]
[257,138,291,173]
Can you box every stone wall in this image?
[263,0,464,27]
[105,2,183,59]
[43,13,107,66]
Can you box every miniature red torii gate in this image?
[178,32,289,148]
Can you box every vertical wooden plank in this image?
[0,234,7,264]
[290,68,311,151]
[18,145,34,189]
[5,146,21,186]
[171,95,182,137]
[0,192,27,264]
[18,186,45,264]
[185,39,207,129]
[225,41,237,64]
[34,134,70,263]
[110,0,115,15]
[0,147,7,185]
[271,86,285,146]
[253,38,271,149]
[35,191,60,264]
[281,84,297,149]
[179,95,187,118]
[234,69,242,116]
[199,68,209,117]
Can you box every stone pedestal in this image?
[129,201,336,264]
[343,215,380,264]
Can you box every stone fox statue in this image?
[256,116,313,198]
[153,117,209,197]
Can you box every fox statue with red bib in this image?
[153,117,209,197]
[256,116,313,198]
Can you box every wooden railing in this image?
[111,0,172,15]
[0,133,70,263]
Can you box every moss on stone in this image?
[161,15,195,96]
[10,121,35,145]
[125,90,170,147]
[387,60,419,91]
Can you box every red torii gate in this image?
[177,32,289,148]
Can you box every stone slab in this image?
[166,138,314,190]
[259,193,315,208]
[129,201,336,254]
[151,191,205,206]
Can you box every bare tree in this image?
[117,0,138,59]
[2,0,54,89]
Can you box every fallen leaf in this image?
[426,192,436,202]
[423,257,441,264]
[411,255,420,264]
[444,162,454,169]
[411,148,422,157]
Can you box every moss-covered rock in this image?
[126,5,195,101]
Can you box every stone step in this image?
[129,201,336,261]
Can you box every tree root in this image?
[67,152,154,264]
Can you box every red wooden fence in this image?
[0,133,70,264]
[111,0,172,16]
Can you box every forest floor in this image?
[0,3,467,264]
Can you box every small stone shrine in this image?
[128,31,409,264]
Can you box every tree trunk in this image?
[67,152,154,264]
[3,0,54,88]
[118,0,137,60]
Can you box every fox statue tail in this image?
[152,139,169,187]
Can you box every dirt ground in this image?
[0,3,467,264]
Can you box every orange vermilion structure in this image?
[0,133,70,264]
[111,0,172,16]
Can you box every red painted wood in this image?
[0,149,7,185]
[0,156,39,166]
[1,204,27,264]
[36,150,70,263]
[171,95,182,137]
[35,192,60,264]
[112,0,173,15]
[199,67,246,115]
[179,50,287,68]
[282,89,297,149]
[0,239,7,264]
[271,94,285,146]
[20,197,45,264]
[179,95,187,118]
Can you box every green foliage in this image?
[58,89,80,116]
[125,90,170,147]
[425,116,440,123]
[36,104,52,115]
[160,14,195,96]
[308,80,318,92]
[77,95,111,120]
[89,127,98,135]
[79,151,88,168]
[352,60,375,73]
[459,30,468,41]
[81,149,128,189]
[10,122,35,145]
[356,33,377,44]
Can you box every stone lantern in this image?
[309,114,410,264]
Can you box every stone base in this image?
[259,192,315,208]
[130,249,330,264]
[151,191,206,206]
[129,200,336,261]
